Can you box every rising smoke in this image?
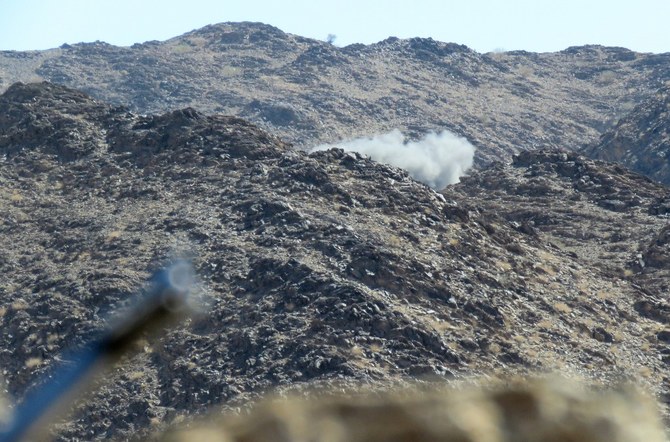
[311,129,475,189]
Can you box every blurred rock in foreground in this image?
[161,378,666,442]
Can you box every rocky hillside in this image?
[1,82,669,440]
[1,22,670,166]
[452,149,670,299]
[584,87,670,185]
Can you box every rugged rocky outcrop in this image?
[1,22,669,167]
[584,86,670,185]
[1,83,669,440]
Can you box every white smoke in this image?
[311,129,475,189]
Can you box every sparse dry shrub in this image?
[517,65,536,78]
[495,260,513,272]
[171,44,193,55]
[553,302,572,314]
[9,191,23,202]
[596,70,618,86]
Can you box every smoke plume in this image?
[311,129,475,189]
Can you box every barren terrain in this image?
[0,83,668,439]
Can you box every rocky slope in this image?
[452,149,670,298]
[584,86,670,185]
[1,22,670,167]
[1,82,669,440]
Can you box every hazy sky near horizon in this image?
[1,0,669,54]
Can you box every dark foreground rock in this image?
[0,83,669,439]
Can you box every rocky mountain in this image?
[1,22,670,168]
[1,82,669,440]
[584,87,670,185]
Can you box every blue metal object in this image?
[0,261,195,442]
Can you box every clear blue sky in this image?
[1,0,669,53]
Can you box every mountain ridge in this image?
[2,21,669,170]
